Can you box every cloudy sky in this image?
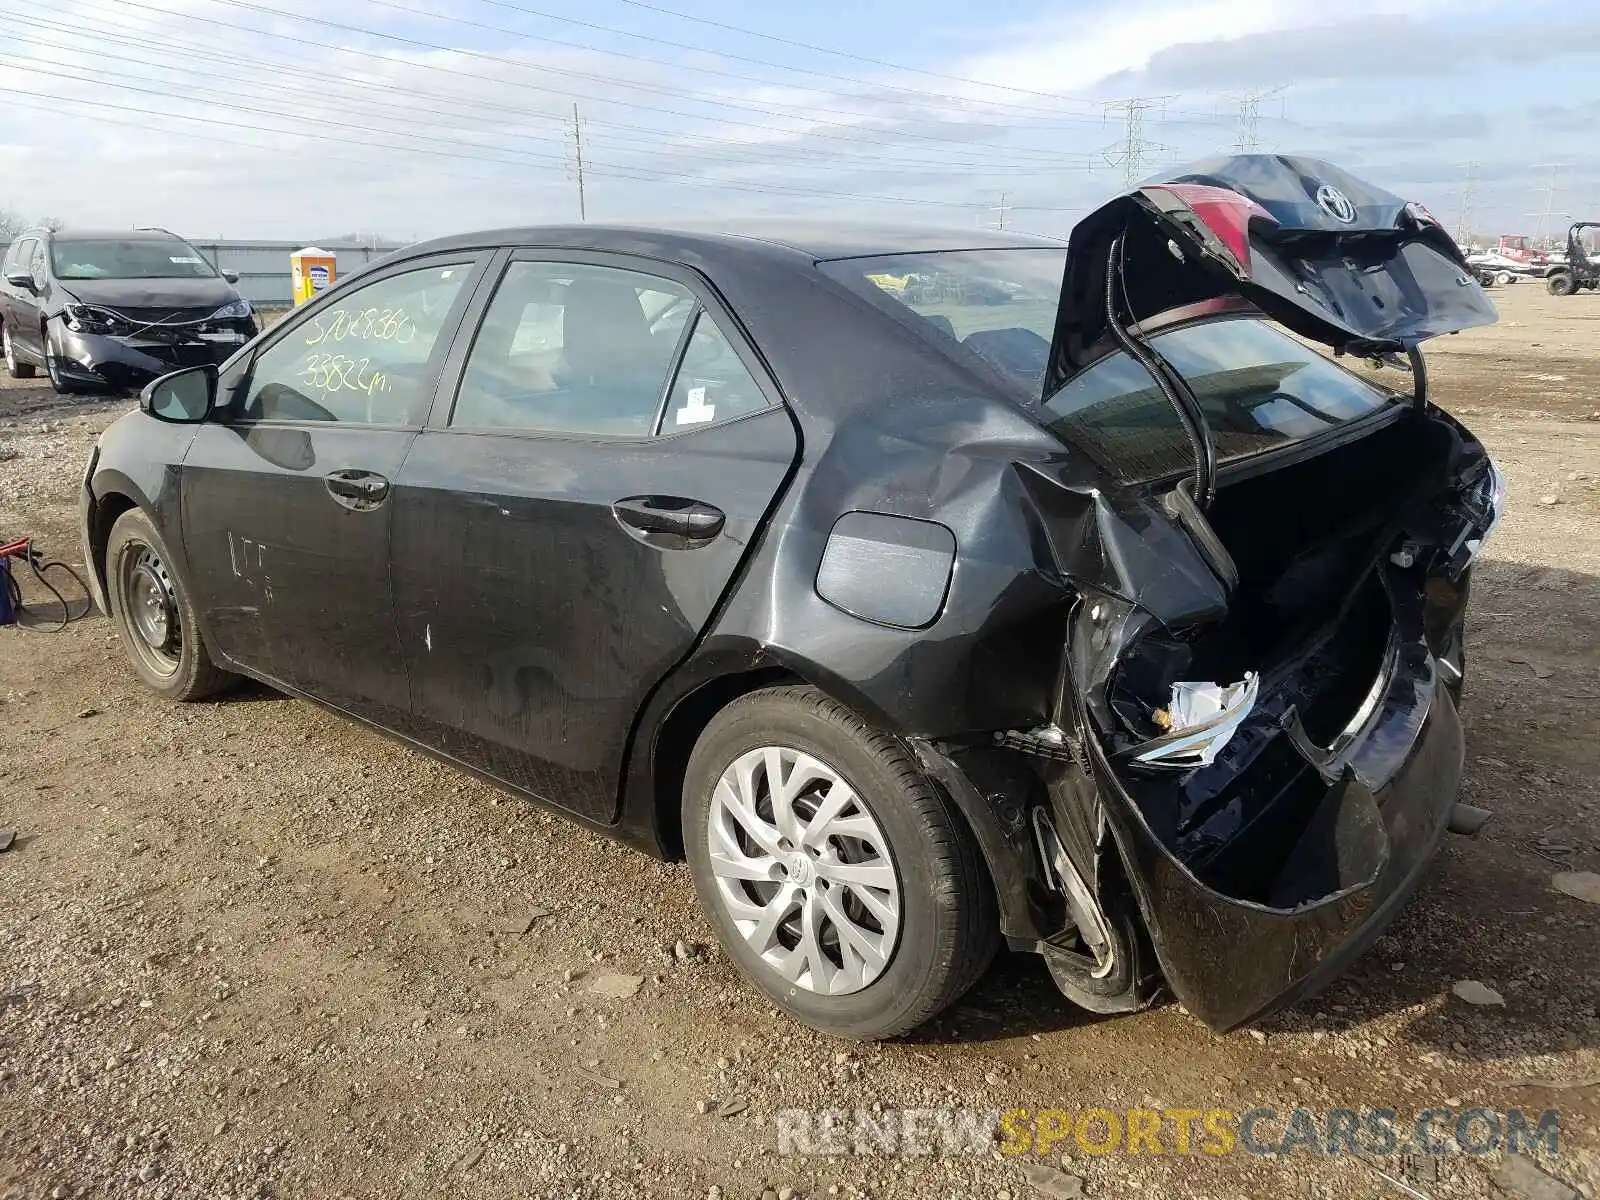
[0,0,1597,243]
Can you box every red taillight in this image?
[1157,183,1276,273]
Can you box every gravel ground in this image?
[1,285,1597,1200]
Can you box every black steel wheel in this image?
[105,508,234,700]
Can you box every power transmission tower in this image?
[1528,162,1567,246]
[568,102,588,222]
[989,191,1010,231]
[1102,96,1173,187]
[1456,160,1480,246]
[1214,85,1288,153]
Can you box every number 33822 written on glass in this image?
[298,353,390,398]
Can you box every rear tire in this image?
[682,686,999,1040]
[105,508,234,701]
[2,322,35,379]
[1548,271,1577,296]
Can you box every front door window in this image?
[234,263,471,425]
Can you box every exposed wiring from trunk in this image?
[0,538,93,633]
[1102,232,1217,507]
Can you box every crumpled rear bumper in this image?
[1094,600,1463,1032]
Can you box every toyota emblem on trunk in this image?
[1316,184,1358,224]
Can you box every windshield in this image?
[820,248,1067,392]
[50,238,218,280]
[1044,317,1403,483]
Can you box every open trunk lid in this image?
[1044,154,1498,397]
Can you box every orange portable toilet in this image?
[290,247,337,306]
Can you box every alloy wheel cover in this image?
[706,745,902,995]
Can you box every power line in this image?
[1102,96,1173,187]
[0,81,1087,213]
[29,2,1104,171]
[420,0,1120,124]
[2,16,1092,179]
[172,0,1092,161]
[1,56,579,170]
[610,0,1163,108]
[0,90,570,196]
[359,0,1126,130]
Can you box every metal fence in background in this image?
[0,238,406,309]
[190,240,405,307]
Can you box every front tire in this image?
[105,508,234,701]
[2,322,35,379]
[43,327,99,395]
[1548,271,1577,296]
[45,345,79,394]
[682,686,998,1040]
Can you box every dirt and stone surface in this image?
[1,285,1597,1199]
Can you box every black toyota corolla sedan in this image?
[78,156,1504,1039]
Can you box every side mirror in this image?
[4,270,35,292]
[141,364,217,423]
[221,270,240,284]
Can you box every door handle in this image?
[612,496,724,541]
[325,469,391,510]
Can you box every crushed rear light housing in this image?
[1129,672,1261,769]
[1151,184,1278,276]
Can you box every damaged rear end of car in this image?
[1008,155,1504,1030]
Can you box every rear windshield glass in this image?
[1044,317,1401,482]
[820,248,1067,392]
[50,238,217,280]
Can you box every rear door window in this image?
[1043,317,1402,482]
[450,261,696,436]
[820,248,1068,393]
[660,312,770,431]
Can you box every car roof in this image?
[402,220,1063,264]
[40,228,187,242]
